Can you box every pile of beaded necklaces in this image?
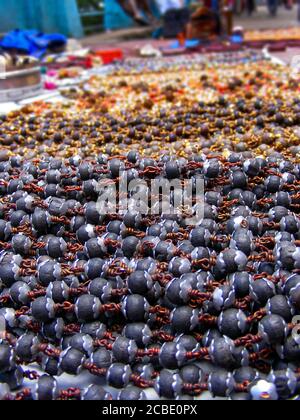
[0,54,300,400]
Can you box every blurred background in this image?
[0,0,299,38]
[1,0,300,105]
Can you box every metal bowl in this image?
[0,66,42,102]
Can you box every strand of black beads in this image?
[1,153,300,400]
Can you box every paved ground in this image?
[235,5,300,30]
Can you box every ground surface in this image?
[235,4,299,29]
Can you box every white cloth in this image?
[155,0,184,14]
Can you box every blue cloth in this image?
[231,34,243,43]
[0,0,83,39]
[105,0,191,30]
[105,0,134,30]
[105,0,160,30]
[170,39,200,48]
[0,29,67,58]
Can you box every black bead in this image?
[258,315,288,344]
[106,363,132,388]
[154,369,182,399]
[37,260,61,286]
[82,384,111,401]
[234,367,258,384]
[90,348,112,369]
[250,278,276,305]
[75,295,101,322]
[202,329,222,347]
[122,236,140,258]
[0,366,24,390]
[10,281,31,306]
[229,272,250,298]
[46,237,67,258]
[0,344,16,373]
[215,249,248,276]
[41,357,61,376]
[42,318,65,341]
[170,306,199,334]
[46,281,69,303]
[267,369,297,400]
[0,262,20,287]
[159,342,186,369]
[212,284,235,311]
[33,375,58,401]
[80,322,106,339]
[123,323,152,347]
[112,336,138,363]
[127,271,153,295]
[265,295,294,322]
[209,337,235,369]
[117,386,146,400]
[31,297,56,323]
[69,333,94,356]
[208,369,235,397]
[218,309,249,339]
[15,333,39,362]
[59,347,86,375]
[180,365,204,384]
[88,278,110,301]
[165,161,180,179]
[121,295,150,322]
[165,277,192,305]
[281,336,300,361]
[84,258,105,280]
[176,334,198,351]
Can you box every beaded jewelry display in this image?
[0,152,299,400]
[0,54,300,400]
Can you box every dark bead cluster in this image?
[0,152,300,400]
[1,57,300,163]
